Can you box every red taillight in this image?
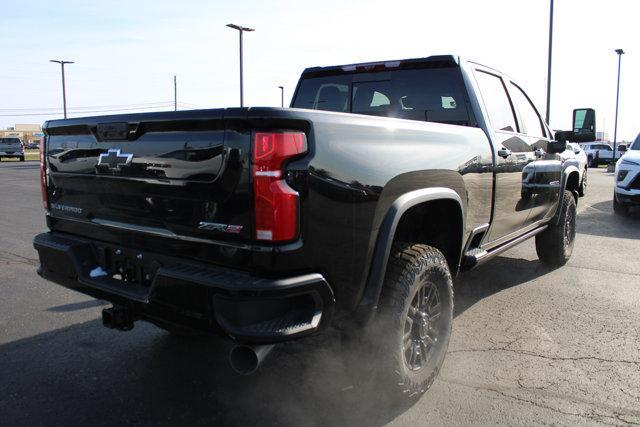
[39,138,47,209]
[253,132,307,242]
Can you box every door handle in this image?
[534,148,545,157]
[497,147,511,158]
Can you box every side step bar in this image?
[461,225,548,271]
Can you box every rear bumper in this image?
[33,232,335,343]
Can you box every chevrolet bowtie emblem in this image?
[97,148,133,170]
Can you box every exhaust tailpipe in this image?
[229,344,275,375]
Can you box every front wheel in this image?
[535,190,576,267]
[371,243,453,399]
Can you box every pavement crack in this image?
[448,347,640,366]
[439,377,640,426]
[0,250,38,266]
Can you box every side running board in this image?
[461,225,548,271]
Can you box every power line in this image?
[0,101,174,112]
[0,104,175,117]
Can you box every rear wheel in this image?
[613,194,630,216]
[535,190,576,267]
[19,156,24,162]
[578,167,587,197]
[371,243,453,399]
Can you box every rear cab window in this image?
[0,138,21,145]
[292,63,476,127]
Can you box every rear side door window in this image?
[474,71,517,132]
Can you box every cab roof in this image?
[301,55,461,78]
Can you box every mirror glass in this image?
[572,108,596,142]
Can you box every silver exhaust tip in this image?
[229,344,275,375]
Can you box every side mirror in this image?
[619,144,627,153]
[548,139,567,154]
[572,108,596,142]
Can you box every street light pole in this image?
[226,24,255,107]
[545,0,554,125]
[50,60,74,119]
[278,86,284,107]
[612,49,625,160]
[174,75,177,111]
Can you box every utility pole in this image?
[174,75,177,111]
[545,0,554,125]
[278,86,284,107]
[612,49,625,160]
[50,60,74,119]
[226,24,255,107]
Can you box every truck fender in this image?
[357,187,465,315]
[553,162,580,220]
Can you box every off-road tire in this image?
[535,190,576,267]
[613,194,629,216]
[578,167,587,197]
[371,243,453,400]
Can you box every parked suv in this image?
[614,133,640,215]
[34,55,586,399]
[0,137,25,161]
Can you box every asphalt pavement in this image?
[0,161,639,426]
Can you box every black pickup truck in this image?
[34,55,589,398]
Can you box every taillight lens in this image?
[39,138,48,209]
[253,132,307,242]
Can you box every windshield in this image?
[631,133,640,150]
[292,67,476,126]
[0,138,21,145]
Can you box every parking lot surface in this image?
[1,162,639,426]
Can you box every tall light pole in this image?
[612,49,625,160]
[174,75,177,111]
[226,24,254,107]
[545,0,554,125]
[278,86,284,107]
[50,60,74,119]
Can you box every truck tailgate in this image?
[43,109,253,247]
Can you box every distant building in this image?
[0,124,43,145]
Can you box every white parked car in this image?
[581,142,623,167]
[562,142,588,196]
[613,133,640,215]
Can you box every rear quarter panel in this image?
[248,108,493,312]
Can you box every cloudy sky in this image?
[1,0,638,141]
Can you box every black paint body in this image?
[34,56,575,342]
